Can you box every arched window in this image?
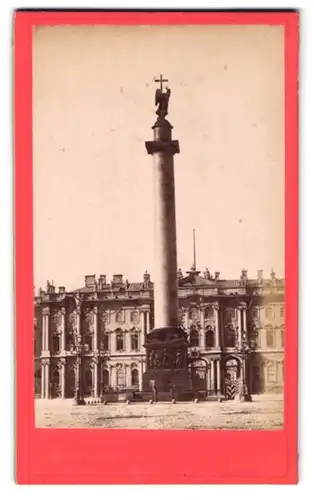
[131,333,139,351]
[189,327,199,347]
[189,308,198,320]
[204,306,214,319]
[130,310,139,324]
[266,327,275,347]
[103,369,109,389]
[265,306,274,320]
[116,331,124,351]
[131,368,139,387]
[115,310,124,323]
[116,365,125,387]
[205,328,215,348]
[225,325,236,347]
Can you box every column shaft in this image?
[61,310,65,353]
[153,152,178,328]
[214,307,220,347]
[217,359,221,394]
[237,309,242,342]
[41,315,46,352]
[200,309,205,349]
[41,363,45,398]
[44,362,50,399]
[93,307,98,351]
[61,363,65,398]
[94,363,98,397]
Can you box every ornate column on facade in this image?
[140,308,147,350]
[242,305,248,332]
[110,365,116,388]
[60,359,66,399]
[42,306,50,353]
[41,359,45,398]
[139,360,144,391]
[213,304,220,348]
[93,306,98,352]
[93,359,98,398]
[209,360,215,393]
[237,307,242,343]
[60,307,66,354]
[216,359,221,395]
[44,359,50,399]
[200,307,205,349]
[125,364,131,388]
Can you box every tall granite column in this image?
[143,77,190,395]
[146,118,179,328]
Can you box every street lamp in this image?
[235,330,255,402]
[73,330,86,406]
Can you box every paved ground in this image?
[35,395,283,430]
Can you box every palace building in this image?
[34,267,284,399]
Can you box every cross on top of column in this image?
[154,74,169,92]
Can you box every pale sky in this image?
[33,24,285,291]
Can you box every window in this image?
[131,333,139,351]
[266,327,275,348]
[130,310,139,324]
[205,328,215,348]
[265,306,274,320]
[100,332,109,351]
[83,334,92,352]
[189,308,198,320]
[224,308,236,323]
[115,310,124,323]
[280,328,284,347]
[252,307,259,319]
[225,325,236,347]
[189,328,199,347]
[131,369,139,387]
[280,306,284,318]
[103,369,109,388]
[52,334,60,354]
[116,332,124,351]
[204,307,214,319]
[267,363,277,383]
[116,365,125,387]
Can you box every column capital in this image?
[42,306,50,316]
[41,358,50,366]
[93,305,98,314]
[238,302,247,310]
[61,307,66,315]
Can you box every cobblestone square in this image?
[35,395,283,430]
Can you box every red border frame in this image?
[15,11,298,484]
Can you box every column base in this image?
[240,394,252,402]
[73,398,86,406]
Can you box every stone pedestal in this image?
[142,326,191,393]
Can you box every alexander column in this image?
[143,76,190,396]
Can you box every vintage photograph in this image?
[33,24,285,429]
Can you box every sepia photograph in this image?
[33,23,285,430]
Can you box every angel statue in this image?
[155,85,171,117]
